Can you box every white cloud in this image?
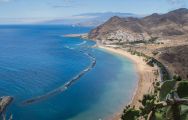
[168,0,181,4]
[167,0,186,7]
[63,15,97,20]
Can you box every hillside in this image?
[88,16,151,43]
[157,45,188,79]
[89,8,188,42]
[88,8,188,79]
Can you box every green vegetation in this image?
[128,49,170,81]
[139,94,157,119]
[121,105,140,120]
[181,105,188,120]
[121,76,188,120]
[129,37,158,45]
[152,51,159,56]
[149,58,170,81]
[177,81,188,98]
[122,49,188,120]
[173,75,182,81]
[159,80,176,100]
[128,49,150,59]
[154,111,164,120]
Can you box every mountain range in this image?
[88,8,188,43]
[42,12,141,26]
[88,8,188,79]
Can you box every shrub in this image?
[177,81,188,98]
[121,105,140,120]
[173,75,182,81]
[156,82,160,87]
[159,80,176,100]
[152,51,159,56]
[139,94,156,117]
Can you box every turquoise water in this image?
[0,25,138,120]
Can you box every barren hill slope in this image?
[89,8,188,43]
[88,8,188,79]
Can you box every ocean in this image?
[0,25,138,120]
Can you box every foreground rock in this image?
[0,96,13,120]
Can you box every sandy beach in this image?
[98,45,157,120]
[64,33,158,119]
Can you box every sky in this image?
[0,0,188,23]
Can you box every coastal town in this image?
[0,1,188,120]
[64,8,188,120]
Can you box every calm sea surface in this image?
[0,25,138,120]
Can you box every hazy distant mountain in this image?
[42,12,141,26]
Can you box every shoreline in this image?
[98,45,157,120]
[64,33,157,119]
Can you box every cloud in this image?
[50,0,80,9]
[167,0,187,8]
[63,15,97,20]
[0,17,56,24]
[52,5,72,8]
[0,0,11,2]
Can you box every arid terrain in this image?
[88,8,188,80]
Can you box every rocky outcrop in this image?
[0,96,13,120]
[0,96,13,114]
[88,8,188,44]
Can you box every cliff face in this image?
[0,96,13,114]
[88,8,188,44]
[0,96,13,120]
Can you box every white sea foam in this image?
[64,45,75,50]
[76,41,87,46]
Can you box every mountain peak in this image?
[150,13,160,17]
[169,8,188,14]
[89,8,188,41]
[107,16,125,23]
[109,16,122,20]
